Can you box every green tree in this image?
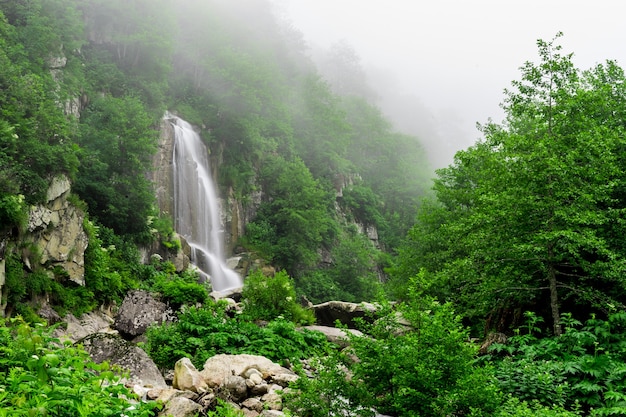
[246,155,337,274]
[75,95,158,236]
[394,34,626,334]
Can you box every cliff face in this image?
[0,176,88,316]
[23,176,89,285]
[151,115,380,263]
[152,115,260,257]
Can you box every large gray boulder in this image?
[311,301,378,327]
[114,289,171,337]
[80,333,167,388]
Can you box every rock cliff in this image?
[0,175,88,316]
[21,175,89,286]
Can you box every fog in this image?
[273,0,626,168]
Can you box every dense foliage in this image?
[144,301,331,370]
[5,0,626,415]
[392,34,626,334]
[0,317,159,416]
[484,311,626,416]
[0,0,430,306]
[241,269,315,325]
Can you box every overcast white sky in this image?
[274,0,626,167]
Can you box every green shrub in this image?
[0,317,160,416]
[346,299,502,417]
[285,353,374,417]
[286,297,502,417]
[144,303,331,370]
[241,269,315,325]
[152,269,208,309]
[485,311,626,416]
[494,397,581,417]
[0,193,26,229]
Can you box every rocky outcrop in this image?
[114,290,172,338]
[53,310,117,342]
[152,116,176,220]
[22,175,88,286]
[81,333,167,388]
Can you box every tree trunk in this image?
[548,263,562,336]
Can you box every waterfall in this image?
[167,114,242,292]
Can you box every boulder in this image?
[200,354,295,388]
[158,397,202,417]
[173,357,208,393]
[114,289,171,337]
[311,301,378,327]
[224,375,248,401]
[210,286,243,302]
[242,397,264,412]
[80,333,167,388]
[302,325,364,347]
[53,310,116,343]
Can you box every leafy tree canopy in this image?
[393,33,626,334]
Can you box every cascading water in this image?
[167,114,242,292]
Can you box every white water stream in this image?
[168,114,242,292]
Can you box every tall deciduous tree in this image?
[395,34,626,335]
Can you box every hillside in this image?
[0,0,431,311]
[2,2,626,417]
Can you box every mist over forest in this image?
[2,1,626,416]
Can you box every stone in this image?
[243,367,263,379]
[242,397,264,412]
[53,311,116,343]
[147,388,183,403]
[210,286,243,302]
[224,375,248,401]
[242,410,260,417]
[201,354,294,388]
[301,325,364,348]
[173,357,208,393]
[248,372,263,386]
[311,301,379,327]
[260,392,282,410]
[114,289,170,337]
[259,411,285,417]
[271,373,298,387]
[80,333,167,388]
[158,397,202,417]
[250,383,269,396]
